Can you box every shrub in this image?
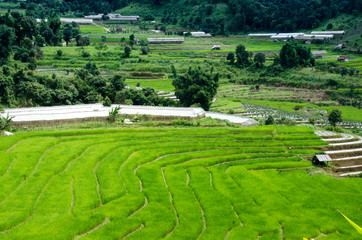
[82,51,90,58]
[276,117,296,126]
[57,50,63,57]
[125,99,133,105]
[141,47,150,55]
[254,53,266,67]
[103,96,112,107]
[265,115,275,125]
[327,23,333,30]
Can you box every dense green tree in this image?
[295,45,314,66]
[235,44,250,67]
[0,75,14,105]
[254,53,265,68]
[76,35,90,46]
[328,109,342,127]
[172,67,219,110]
[279,42,315,68]
[63,24,73,46]
[129,34,135,42]
[111,74,125,91]
[124,46,131,58]
[40,26,55,45]
[0,24,15,65]
[226,52,235,65]
[279,42,299,68]
[341,68,348,77]
[19,16,37,41]
[35,35,46,47]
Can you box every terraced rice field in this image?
[0,126,361,239]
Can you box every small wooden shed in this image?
[313,154,332,165]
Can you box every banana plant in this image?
[0,113,14,133]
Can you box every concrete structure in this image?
[60,18,93,24]
[147,38,184,44]
[2,104,258,127]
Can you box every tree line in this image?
[0,11,90,68]
[0,62,175,108]
[19,0,362,34]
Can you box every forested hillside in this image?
[24,0,362,33]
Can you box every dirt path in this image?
[92,22,110,33]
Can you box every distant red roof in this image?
[338,56,348,59]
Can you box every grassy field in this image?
[126,78,174,92]
[0,126,361,239]
[211,84,362,122]
[80,24,108,34]
[232,98,362,122]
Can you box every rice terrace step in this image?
[0,126,360,239]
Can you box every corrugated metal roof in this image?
[315,155,332,162]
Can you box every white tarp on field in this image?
[2,104,258,125]
[2,104,204,121]
[206,112,258,125]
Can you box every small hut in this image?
[212,45,221,50]
[312,154,332,165]
[337,56,349,62]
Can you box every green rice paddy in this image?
[0,126,361,239]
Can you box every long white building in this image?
[60,18,93,24]
[311,31,345,35]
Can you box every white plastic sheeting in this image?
[2,104,258,126]
[2,104,204,122]
[205,112,258,125]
